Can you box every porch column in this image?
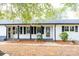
[41,25,43,39]
[30,25,32,39]
[54,24,56,41]
[17,26,19,39]
[5,25,7,41]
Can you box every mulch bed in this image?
[55,40,74,45]
[6,40,75,45]
[7,40,46,44]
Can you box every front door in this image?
[46,27,50,38]
[7,27,13,39]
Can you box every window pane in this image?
[8,27,11,34]
[13,27,15,30]
[41,26,44,34]
[8,27,10,31]
[13,27,15,34]
[65,26,69,31]
[37,27,41,33]
[75,26,78,32]
[27,27,30,33]
[34,27,36,34]
[20,27,22,34]
[70,26,74,31]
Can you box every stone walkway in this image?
[0,41,79,56]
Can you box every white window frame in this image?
[64,26,69,31]
[70,26,74,31]
[62,26,78,32]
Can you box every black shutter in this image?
[13,27,15,34]
[24,27,26,34]
[62,26,64,32]
[30,26,33,34]
[41,26,44,34]
[34,27,36,34]
[13,27,15,30]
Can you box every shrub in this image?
[59,32,68,42]
[37,33,42,40]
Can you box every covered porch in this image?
[6,24,55,41]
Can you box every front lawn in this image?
[0,40,79,56]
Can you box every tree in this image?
[0,3,79,23]
[12,3,58,22]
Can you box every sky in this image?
[51,3,79,19]
[51,3,64,8]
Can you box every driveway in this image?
[0,41,79,56]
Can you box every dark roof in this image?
[42,19,79,24]
[0,19,79,25]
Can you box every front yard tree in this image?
[0,3,79,23]
[12,3,58,22]
[0,3,62,22]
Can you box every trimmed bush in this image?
[37,33,42,40]
[59,32,68,42]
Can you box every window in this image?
[64,26,69,31]
[8,27,11,33]
[37,27,41,33]
[24,27,26,34]
[27,26,44,34]
[62,26,78,32]
[20,27,22,34]
[8,27,11,31]
[34,27,36,34]
[27,27,30,33]
[75,26,78,32]
[41,26,44,34]
[46,27,50,37]
[62,26,69,32]
[30,26,44,34]
[70,26,74,31]
[19,27,26,34]
[13,27,16,34]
